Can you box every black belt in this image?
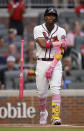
[38,58,53,61]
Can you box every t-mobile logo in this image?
[0,102,36,119]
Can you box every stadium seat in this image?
[64,69,84,89]
[4,71,19,89]
[0,24,8,37]
[4,71,27,89]
[65,76,76,82]
[38,13,44,25]
[74,36,84,52]
[68,82,84,89]
[80,13,84,20]
[70,70,84,77]
[58,11,78,27]
[70,49,82,69]
[0,56,6,65]
[25,82,37,90]
[59,11,77,18]
[0,65,7,70]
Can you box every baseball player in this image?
[33,7,67,125]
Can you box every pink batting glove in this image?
[60,40,67,50]
[46,40,51,49]
[45,66,53,79]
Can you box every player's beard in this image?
[46,19,55,26]
[14,0,19,2]
[45,22,55,33]
[45,17,56,25]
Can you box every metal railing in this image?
[0,0,9,8]
[0,0,80,8]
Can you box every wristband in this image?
[61,39,67,50]
[46,41,52,49]
[52,41,61,48]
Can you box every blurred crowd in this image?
[0,0,84,8]
[0,0,84,90]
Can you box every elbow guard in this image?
[54,53,62,60]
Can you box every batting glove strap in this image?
[46,41,52,49]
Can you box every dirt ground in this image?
[0,124,84,129]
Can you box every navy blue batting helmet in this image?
[44,7,58,22]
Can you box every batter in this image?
[33,7,67,125]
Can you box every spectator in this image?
[75,0,84,15]
[0,56,17,89]
[24,41,35,63]
[81,44,84,69]
[63,23,70,33]
[81,21,84,32]
[0,36,7,54]
[63,56,72,76]
[4,44,20,63]
[32,49,37,62]
[53,0,65,8]
[31,0,53,8]
[25,49,37,82]
[67,0,79,8]
[53,0,79,8]
[8,0,26,36]
[63,56,72,89]
[6,28,21,51]
[65,21,84,56]
[0,36,8,65]
[28,49,37,65]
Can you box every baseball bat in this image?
[19,40,24,98]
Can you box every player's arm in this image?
[52,35,67,67]
[36,38,63,49]
[22,2,26,14]
[45,48,63,79]
[34,26,51,49]
[8,2,14,16]
[46,35,67,79]
[36,37,67,50]
[8,1,18,16]
[36,38,46,48]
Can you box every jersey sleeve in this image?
[58,28,66,40]
[33,26,44,40]
[8,2,12,12]
[61,29,66,40]
[21,1,26,9]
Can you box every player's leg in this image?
[49,62,62,125]
[36,61,49,124]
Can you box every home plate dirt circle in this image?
[0,124,84,129]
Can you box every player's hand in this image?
[60,39,67,50]
[45,66,53,79]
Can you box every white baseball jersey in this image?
[33,23,66,59]
[33,23,66,98]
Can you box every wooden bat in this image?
[19,40,24,98]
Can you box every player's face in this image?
[7,61,15,68]
[45,13,56,24]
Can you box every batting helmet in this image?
[44,7,58,22]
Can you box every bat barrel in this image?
[19,40,24,98]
